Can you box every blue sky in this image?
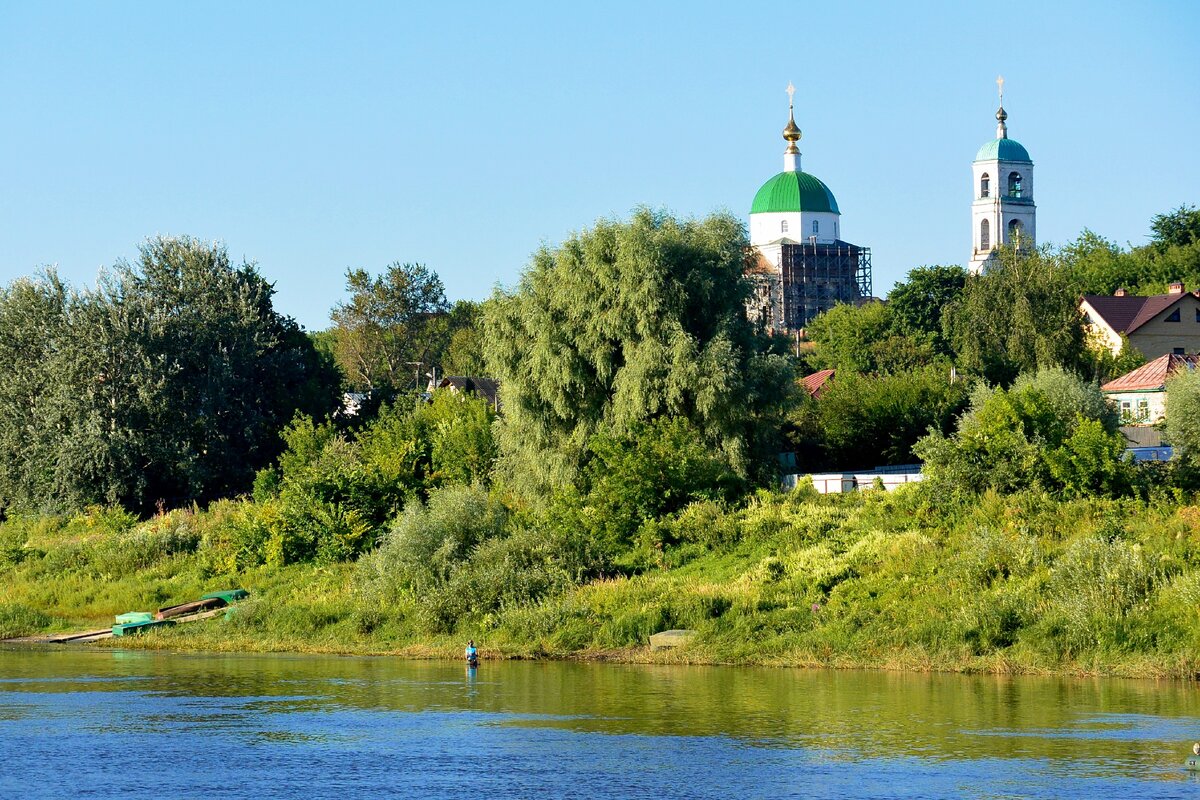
[1,1,1197,330]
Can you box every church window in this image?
[1167,309,1181,323]
[1008,218,1023,245]
[812,220,819,234]
[781,220,788,234]
[980,173,990,198]
[1195,307,1199,322]
[834,221,839,238]
[1008,172,1023,198]
[980,219,990,250]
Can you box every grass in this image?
[4,488,1200,678]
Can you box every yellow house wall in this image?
[1126,295,1200,360]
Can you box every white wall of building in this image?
[750,211,841,247]
[969,158,1036,273]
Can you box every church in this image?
[746,79,1037,333]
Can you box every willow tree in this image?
[484,208,792,499]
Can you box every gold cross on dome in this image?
[996,75,1005,103]
[786,81,795,108]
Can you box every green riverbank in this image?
[5,486,1200,679]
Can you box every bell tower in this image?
[969,76,1036,273]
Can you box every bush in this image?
[0,603,51,638]
[917,367,1124,497]
[357,484,508,604]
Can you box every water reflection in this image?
[0,646,1198,798]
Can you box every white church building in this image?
[969,78,1037,273]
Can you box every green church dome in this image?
[750,171,840,215]
[975,138,1031,162]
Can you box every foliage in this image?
[576,417,745,553]
[917,367,1124,496]
[1166,366,1200,484]
[943,247,1088,386]
[439,300,489,377]
[330,262,450,393]
[1150,205,1200,253]
[1060,207,1200,296]
[0,239,338,515]
[886,265,966,353]
[814,367,970,469]
[484,208,792,498]
[251,390,499,563]
[806,301,893,372]
[1084,334,1146,385]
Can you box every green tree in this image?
[1150,205,1200,252]
[484,208,792,498]
[806,301,891,372]
[1165,366,1200,481]
[816,367,969,469]
[887,265,966,352]
[0,239,338,514]
[916,367,1121,496]
[439,300,488,377]
[943,247,1087,386]
[0,273,72,512]
[330,262,450,393]
[579,417,744,552]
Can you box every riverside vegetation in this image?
[3,206,1200,676]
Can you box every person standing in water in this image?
[465,640,478,665]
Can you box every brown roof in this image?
[1102,353,1200,392]
[801,368,835,398]
[438,376,500,407]
[1082,291,1196,335]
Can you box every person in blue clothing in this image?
[465,640,478,665]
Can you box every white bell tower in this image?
[969,76,1036,273]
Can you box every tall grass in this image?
[4,487,1200,677]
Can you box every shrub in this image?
[357,484,508,603]
[0,603,51,638]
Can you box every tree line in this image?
[0,204,1197,521]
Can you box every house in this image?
[1080,283,1200,360]
[435,376,500,409]
[800,369,835,399]
[1101,352,1200,424]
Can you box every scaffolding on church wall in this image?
[777,242,873,330]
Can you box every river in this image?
[1,646,1199,798]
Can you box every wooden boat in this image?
[112,619,175,637]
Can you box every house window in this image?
[1136,399,1150,422]
[812,220,819,234]
[1008,172,1023,198]
[980,173,990,198]
[980,219,990,250]
[1174,347,1186,354]
[781,220,788,234]
[1167,309,1181,323]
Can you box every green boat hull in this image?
[112,619,175,637]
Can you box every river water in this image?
[1,647,1199,799]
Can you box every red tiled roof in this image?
[801,368,835,398]
[1102,353,1200,392]
[1082,291,1196,334]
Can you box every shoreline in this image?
[7,626,1197,683]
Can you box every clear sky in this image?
[1,1,1197,331]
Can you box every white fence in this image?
[782,470,924,494]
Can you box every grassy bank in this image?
[4,487,1200,678]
